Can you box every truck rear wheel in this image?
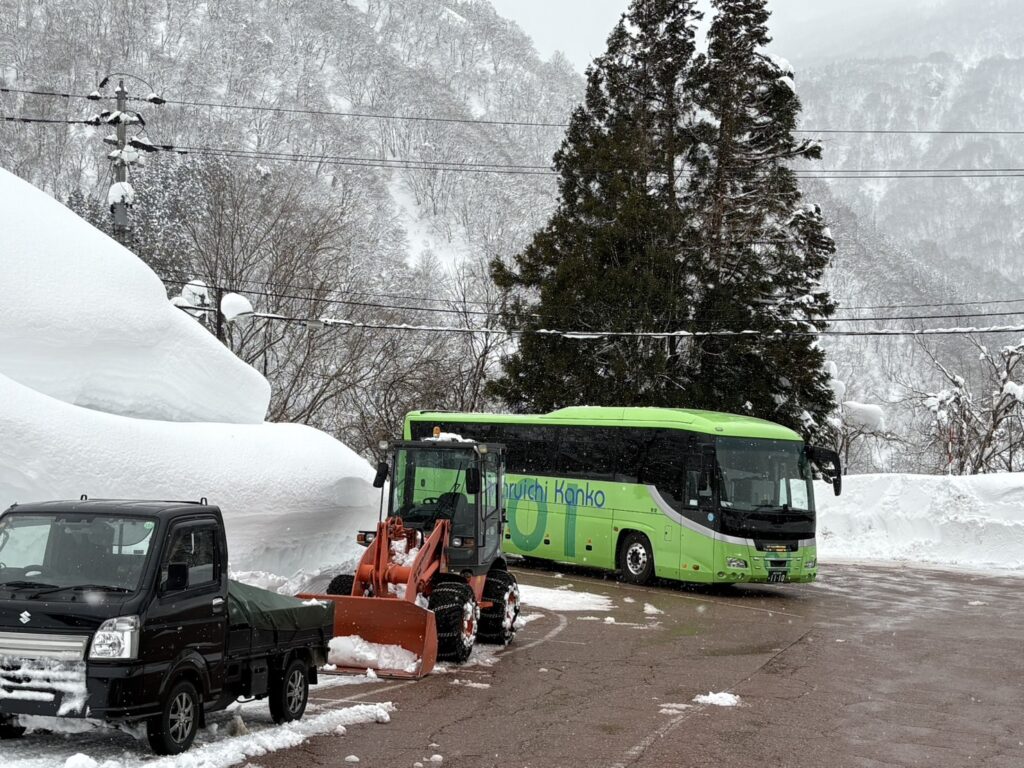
[269,658,309,724]
[0,715,25,739]
[478,570,520,646]
[147,679,200,755]
[430,582,479,663]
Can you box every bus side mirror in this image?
[465,467,480,496]
[372,461,389,489]
[809,446,842,497]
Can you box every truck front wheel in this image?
[147,679,200,755]
[269,659,309,724]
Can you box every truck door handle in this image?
[212,597,225,613]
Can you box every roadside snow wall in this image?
[0,373,375,574]
[0,167,270,424]
[0,167,378,578]
[817,474,1024,571]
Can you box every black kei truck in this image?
[0,499,334,755]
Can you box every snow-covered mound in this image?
[0,372,376,575]
[817,474,1024,571]
[0,167,269,424]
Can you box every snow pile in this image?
[0,166,380,577]
[0,373,375,574]
[0,168,269,424]
[693,692,740,707]
[328,635,420,674]
[817,474,1024,571]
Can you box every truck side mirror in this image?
[165,562,188,592]
[465,467,480,496]
[372,461,389,489]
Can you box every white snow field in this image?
[0,167,269,424]
[817,473,1024,572]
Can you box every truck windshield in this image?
[0,513,156,592]
[391,446,478,525]
[715,438,814,513]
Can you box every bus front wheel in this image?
[619,532,654,585]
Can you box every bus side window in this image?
[638,431,689,509]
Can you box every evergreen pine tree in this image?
[490,0,702,411]
[685,0,837,436]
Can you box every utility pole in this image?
[111,80,130,239]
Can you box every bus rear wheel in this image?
[619,532,654,585]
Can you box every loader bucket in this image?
[298,594,437,679]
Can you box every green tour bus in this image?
[404,407,841,586]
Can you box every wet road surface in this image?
[260,563,1024,768]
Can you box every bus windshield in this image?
[715,438,813,513]
[0,513,157,592]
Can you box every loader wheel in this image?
[269,659,309,724]
[430,582,479,663]
[327,574,355,596]
[478,570,520,646]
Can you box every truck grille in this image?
[0,656,88,716]
[0,631,89,661]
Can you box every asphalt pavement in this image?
[260,563,1024,768]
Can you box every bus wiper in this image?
[31,584,132,598]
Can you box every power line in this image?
[838,296,1024,311]
[1,115,98,125]
[178,301,1024,338]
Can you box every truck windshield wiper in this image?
[0,580,58,590]
[31,584,132,598]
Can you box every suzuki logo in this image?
[19,611,31,625]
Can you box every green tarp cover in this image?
[227,580,333,633]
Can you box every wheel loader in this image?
[299,434,520,678]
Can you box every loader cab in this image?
[383,439,505,574]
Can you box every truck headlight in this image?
[90,615,140,660]
[726,558,748,569]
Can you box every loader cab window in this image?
[391,445,479,530]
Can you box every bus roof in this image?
[407,406,803,441]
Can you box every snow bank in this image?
[0,167,269,424]
[0,373,377,575]
[817,473,1024,571]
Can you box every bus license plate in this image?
[768,571,788,583]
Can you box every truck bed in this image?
[226,580,334,657]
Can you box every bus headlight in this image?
[90,615,140,660]
[726,558,748,569]
[805,558,817,569]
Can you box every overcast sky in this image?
[487,0,920,71]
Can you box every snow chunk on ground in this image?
[328,635,420,674]
[817,474,1024,571]
[519,584,612,612]
[0,373,377,575]
[0,167,269,424]
[643,603,664,616]
[693,692,740,707]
